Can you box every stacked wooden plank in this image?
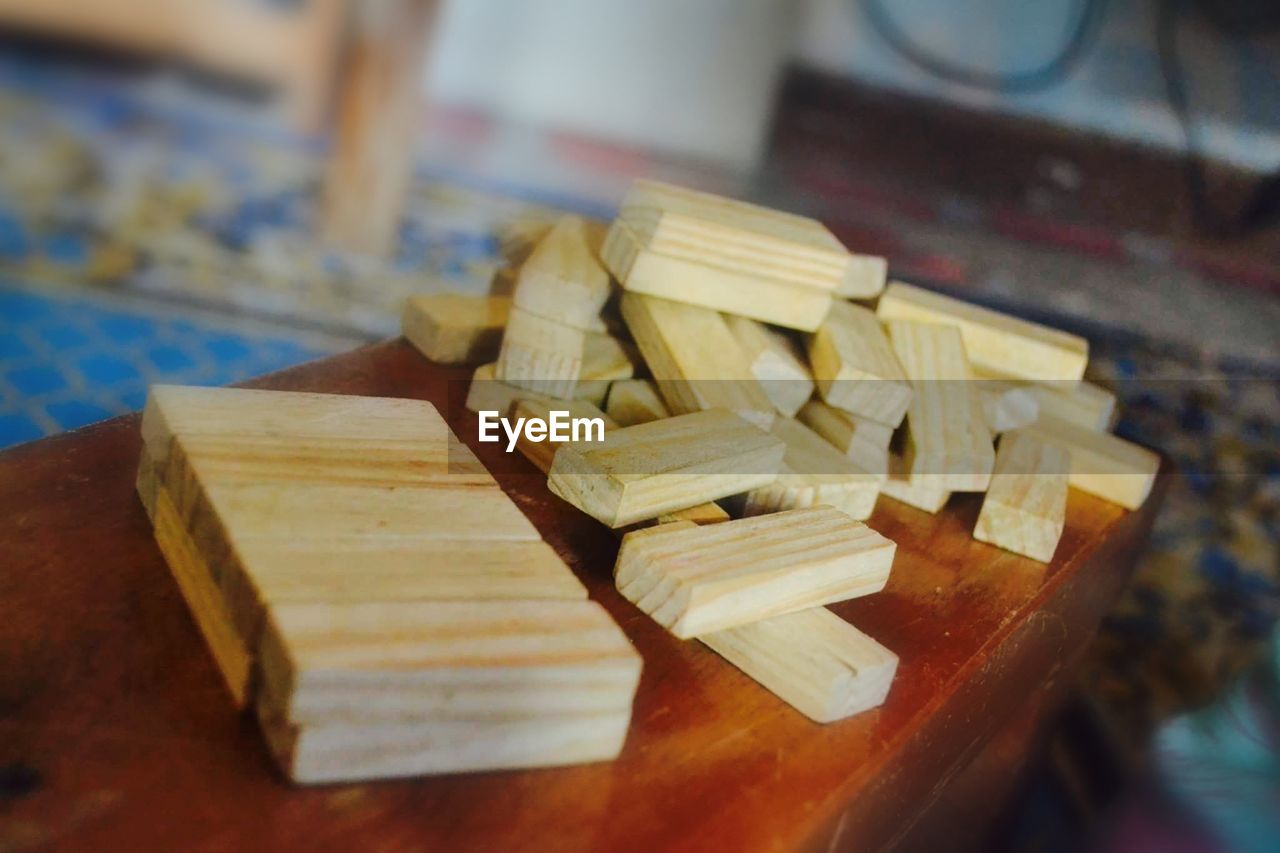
[137,385,641,784]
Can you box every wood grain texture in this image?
[742,417,881,520]
[512,216,611,330]
[614,508,896,638]
[973,433,1069,562]
[877,281,1089,384]
[808,300,912,426]
[701,607,897,723]
[797,398,893,479]
[546,409,785,528]
[402,294,510,364]
[0,339,1167,851]
[619,292,775,428]
[605,379,670,427]
[495,306,585,399]
[723,315,815,417]
[1016,416,1160,510]
[576,332,637,405]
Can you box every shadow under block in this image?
[495,306,585,399]
[606,379,671,427]
[620,292,776,428]
[724,315,815,417]
[742,417,881,520]
[1015,416,1159,509]
[973,433,1068,562]
[401,294,510,364]
[512,215,611,330]
[876,281,1089,384]
[614,508,896,638]
[546,409,786,528]
[602,180,845,331]
[797,399,893,478]
[887,320,995,492]
[808,301,912,427]
[700,607,898,723]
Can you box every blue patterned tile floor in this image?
[0,281,354,448]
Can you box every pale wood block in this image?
[401,293,510,364]
[978,381,1040,434]
[576,332,638,405]
[724,315,815,417]
[796,399,893,479]
[499,216,608,268]
[887,320,995,492]
[700,608,898,723]
[259,703,635,785]
[834,254,887,299]
[742,418,881,521]
[876,281,1088,383]
[808,301,912,426]
[880,451,951,514]
[620,292,775,429]
[466,362,607,415]
[606,379,671,427]
[973,433,1069,562]
[604,220,834,331]
[547,409,786,528]
[510,398,615,475]
[970,370,1116,433]
[512,215,611,330]
[258,600,640,725]
[495,306,585,399]
[1016,416,1159,510]
[614,507,896,638]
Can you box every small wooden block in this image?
[620,292,775,429]
[576,332,638,405]
[512,215,611,330]
[495,306,585,399]
[808,301,912,426]
[880,450,951,514]
[614,508,896,638]
[876,281,1088,384]
[796,399,893,479]
[510,397,615,474]
[1031,379,1118,432]
[887,320,995,491]
[701,607,898,723]
[466,362,606,415]
[973,432,1069,562]
[834,254,887,299]
[1016,416,1159,509]
[401,293,510,364]
[724,315,815,417]
[742,418,881,521]
[546,409,786,528]
[978,381,1040,434]
[606,379,671,427]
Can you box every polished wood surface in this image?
[0,339,1165,852]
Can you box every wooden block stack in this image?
[137,385,641,784]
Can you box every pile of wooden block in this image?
[136,385,641,784]
[405,179,1161,722]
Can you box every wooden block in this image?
[547,409,785,528]
[606,379,670,427]
[723,315,815,417]
[887,320,994,491]
[876,281,1088,384]
[495,306,585,399]
[973,433,1068,562]
[258,600,641,725]
[880,451,951,514]
[701,608,898,723]
[978,381,1040,434]
[834,254,887,299]
[401,293,510,364]
[796,399,893,479]
[499,216,608,268]
[1015,416,1159,509]
[620,292,775,428]
[808,301,912,426]
[615,509,895,638]
[576,332,638,406]
[512,215,611,330]
[1031,380,1118,432]
[742,418,881,521]
[656,502,731,525]
[466,362,609,415]
[510,398,615,474]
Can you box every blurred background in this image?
[0,1,1276,850]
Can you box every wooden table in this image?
[0,340,1166,851]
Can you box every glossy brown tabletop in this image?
[0,339,1165,852]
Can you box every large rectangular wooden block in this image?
[614,508,896,638]
[512,215,611,330]
[495,306,585,399]
[547,409,786,528]
[973,432,1069,562]
[724,315,815,417]
[742,417,881,520]
[701,607,897,723]
[876,281,1088,383]
[620,292,775,428]
[1016,416,1159,509]
[808,301,912,426]
[401,293,510,364]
